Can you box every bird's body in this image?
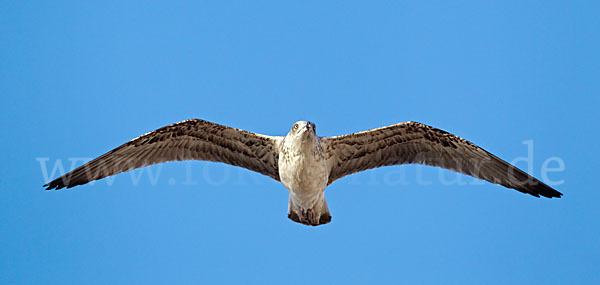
[44,119,562,226]
[278,121,331,225]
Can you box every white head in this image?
[287,121,317,139]
[283,121,319,152]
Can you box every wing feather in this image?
[44,119,282,190]
[323,121,562,198]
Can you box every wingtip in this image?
[517,178,562,199]
[538,188,563,199]
[551,191,563,199]
[43,180,66,191]
[525,190,562,199]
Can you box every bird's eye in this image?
[292,124,298,131]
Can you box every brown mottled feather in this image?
[322,121,561,198]
[44,119,282,190]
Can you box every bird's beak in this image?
[306,124,313,133]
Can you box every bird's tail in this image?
[287,196,332,226]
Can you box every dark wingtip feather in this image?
[525,181,562,199]
[44,173,94,190]
[43,178,68,190]
[541,188,563,199]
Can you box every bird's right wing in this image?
[44,119,283,190]
[322,121,561,198]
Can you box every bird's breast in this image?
[278,150,329,196]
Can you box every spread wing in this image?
[322,121,562,198]
[44,119,282,190]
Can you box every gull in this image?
[44,119,562,226]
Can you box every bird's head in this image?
[288,121,317,140]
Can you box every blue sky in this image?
[1,1,599,284]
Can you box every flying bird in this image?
[44,119,562,226]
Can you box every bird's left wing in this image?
[44,119,282,190]
[322,121,562,198]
